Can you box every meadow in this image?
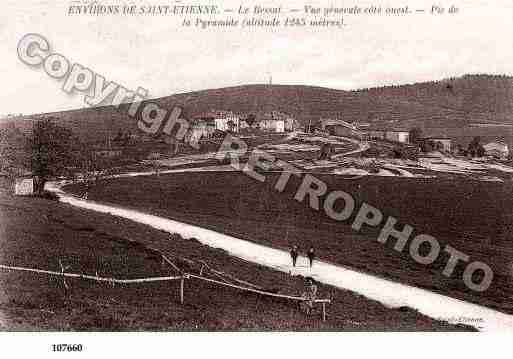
[65,171,513,315]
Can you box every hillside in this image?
[0,189,469,331]
[2,74,513,144]
[361,74,513,124]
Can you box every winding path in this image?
[45,178,513,332]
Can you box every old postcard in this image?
[1,0,512,356]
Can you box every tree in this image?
[123,131,132,146]
[227,120,236,132]
[309,119,322,132]
[393,146,403,159]
[0,127,29,180]
[456,144,467,156]
[246,114,256,127]
[77,145,117,190]
[420,140,435,153]
[468,136,483,157]
[477,143,485,157]
[27,118,79,193]
[113,129,124,143]
[409,127,423,144]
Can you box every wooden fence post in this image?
[322,302,326,321]
[58,260,70,300]
[180,276,185,304]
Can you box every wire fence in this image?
[0,256,332,321]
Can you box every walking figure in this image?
[82,182,90,200]
[290,245,299,267]
[307,246,315,268]
[301,277,318,315]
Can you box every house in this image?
[366,129,386,140]
[364,128,410,143]
[94,147,123,158]
[421,137,452,152]
[215,116,239,133]
[265,112,298,132]
[14,176,35,195]
[321,119,364,138]
[257,112,286,133]
[237,114,250,130]
[188,119,216,141]
[194,110,240,133]
[258,111,297,132]
[239,120,250,130]
[385,130,410,144]
[259,118,285,132]
[483,141,509,158]
[284,117,296,131]
[214,111,240,133]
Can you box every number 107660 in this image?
[52,344,83,352]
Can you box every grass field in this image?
[0,189,469,330]
[64,171,513,316]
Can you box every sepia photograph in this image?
[1,0,513,356]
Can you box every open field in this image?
[0,190,469,331]
[64,171,513,316]
[150,131,513,181]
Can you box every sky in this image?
[1,0,513,116]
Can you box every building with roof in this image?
[93,146,123,158]
[14,176,35,196]
[420,137,452,152]
[320,119,364,138]
[483,141,509,158]
[385,130,410,143]
[256,112,289,133]
[259,118,285,132]
[194,110,240,133]
[284,117,299,132]
[188,119,216,142]
[364,128,410,143]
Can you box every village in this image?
[176,109,511,161]
[7,104,513,200]
[4,94,513,333]
[88,109,511,159]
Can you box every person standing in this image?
[290,245,299,267]
[307,246,315,268]
[318,143,328,160]
[82,181,90,200]
[302,277,318,315]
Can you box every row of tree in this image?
[408,127,485,157]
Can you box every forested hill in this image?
[2,74,513,142]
